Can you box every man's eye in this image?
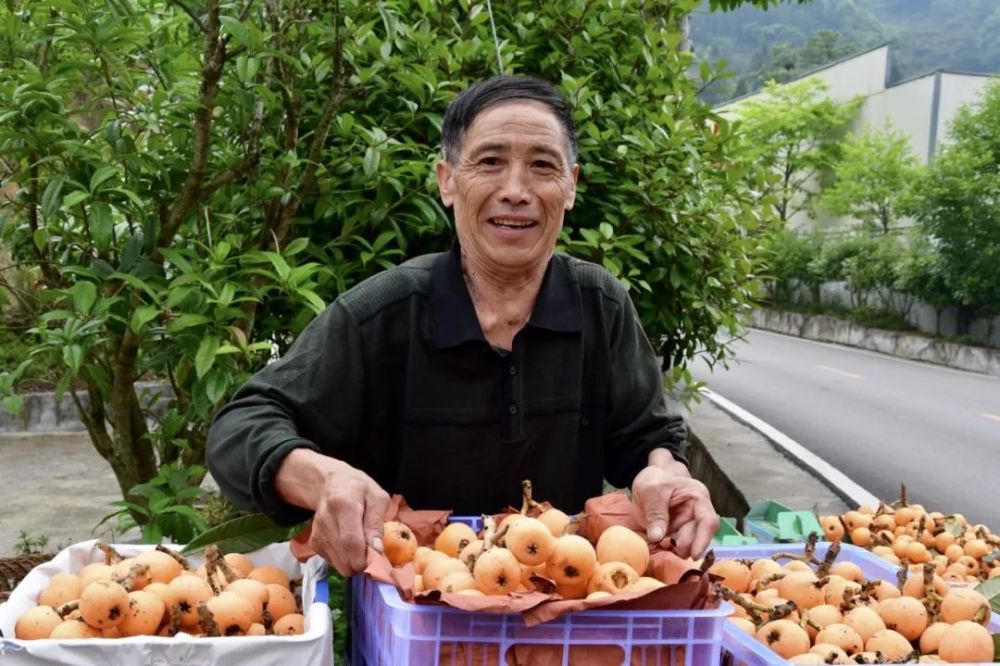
[478,157,501,166]
[532,160,556,170]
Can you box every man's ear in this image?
[565,163,580,211]
[436,159,454,207]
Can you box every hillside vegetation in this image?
[695,0,1000,102]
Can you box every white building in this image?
[718,43,995,231]
[719,45,1000,347]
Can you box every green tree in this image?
[818,127,922,234]
[758,29,854,85]
[733,77,860,225]
[895,232,951,330]
[842,232,900,310]
[0,0,769,530]
[911,81,1000,339]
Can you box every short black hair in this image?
[441,75,578,164]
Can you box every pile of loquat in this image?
[382,481,667,601]
[14,543,305,640]
[712,534,996,664]
[819,486,1000,584]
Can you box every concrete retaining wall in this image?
[0,382,173,433]
[753,309,1000,377]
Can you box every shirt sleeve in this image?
[603,292,689,490]
[205,301,365,526]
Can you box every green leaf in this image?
[71,281,97,315]
[40,177,65,218]
[33,228,48,251]
[129,304,159,333]
[1,395,24,415]
[195,335,220,378]
[89,166,118,192]
[220,16,258,49]
[993,632,1000,661]
[141,521,165,545]
[166,313,212,333]
[363,146,380,177]
[181,513,299,555]
[89,202,114,252]
[205,371,228,405]
[62,344,84,374]
[975,577,1000,615]
[63,190,90,208]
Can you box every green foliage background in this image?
[0,0,768,529]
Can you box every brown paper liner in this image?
[291,491,719,626]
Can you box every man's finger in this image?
[672,520,697,559]
[690,500,720,560]
[363,487,391,556]
[641,489,672,543]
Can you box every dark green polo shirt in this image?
[206,244,687,524]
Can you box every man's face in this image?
[436,100,579,277]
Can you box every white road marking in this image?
[703,388,880,510]
[980,413,1000,424]
[816,364,864,380]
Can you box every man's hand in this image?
[275,449,391,577]
[632,449,719,559]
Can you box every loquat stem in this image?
[973,604,989,624]
[156,545,190,570]
[204,544,241,590]
[899,483,908,508]
[481,515,498,550]
[895,561,909,592]
[816,541,841,577]
[755,572,785,594]
[55,600,79,618]
[165,605,182,636]
[562,512,584,536]
[262,607,274,632]
[839,587,858,612]
[700,551,716,573]
[797,609,822,633]
[520,479,541,514]
[767,600,799,621]
[922,562,943,622]
[96,541,123,565]
[197,601,221,637]
[716,586,765,625]
[114,563,151,591]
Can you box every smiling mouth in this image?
[489,217,537,229]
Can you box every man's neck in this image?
[460,250,549,349]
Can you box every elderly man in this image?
[206,76,718,577]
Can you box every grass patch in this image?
[327,571,348,662]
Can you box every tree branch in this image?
[169,0,206,33]
[155,0,226,255]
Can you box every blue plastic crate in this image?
[714,543,1000,666]
[350,515,731,665]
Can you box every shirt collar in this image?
[428,242,583,349]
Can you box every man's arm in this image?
[206,301,366,526]
[602,293,688,490]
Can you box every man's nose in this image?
[497,164,531,206]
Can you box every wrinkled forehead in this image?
[456,100,573,161]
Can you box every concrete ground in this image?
[0,433,127,556]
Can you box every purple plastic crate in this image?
[715,543,1000,666]
[350,516,731,665]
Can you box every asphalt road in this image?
[689,329,1000,529]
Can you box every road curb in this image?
[701,388,879,511]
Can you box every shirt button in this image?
[581,416,590,426]
[508,404,518,415]
[508,366,517,376]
